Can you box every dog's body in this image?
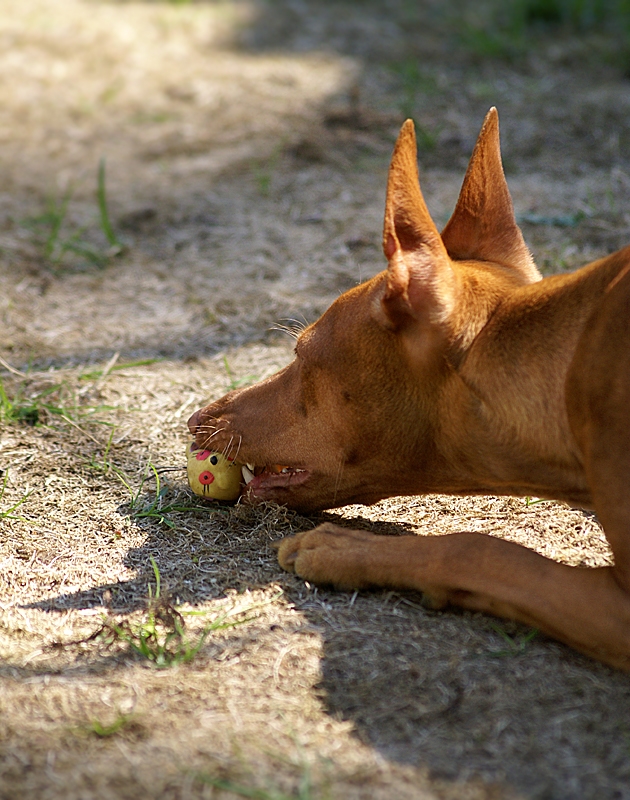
[188,109,630,669]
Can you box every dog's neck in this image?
[425,250,630,505]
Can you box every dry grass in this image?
[2,1,630,798]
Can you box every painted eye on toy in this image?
[199,471,215,485]
[210,455,218,465]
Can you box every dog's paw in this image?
[277,523,381,590]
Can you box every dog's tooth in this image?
[246,463,255,471]
[242,465,254,484]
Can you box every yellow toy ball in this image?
[186,442,242,501]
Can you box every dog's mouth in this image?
[239,462,310,499]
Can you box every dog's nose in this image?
[187,409,201,435]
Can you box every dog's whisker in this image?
[195,423,218,435]
[203,428,226,446]
[270,317,308,340]
[295,313,309,331]
[222,436,234,460]
[282,316,308,332]
[332,459,344,506]
[270,323,300,340]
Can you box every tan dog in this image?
[188,108,630,670]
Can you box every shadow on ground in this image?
[20,496,630,800]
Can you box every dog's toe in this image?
[276,532,307,571]
[276,524,376,590]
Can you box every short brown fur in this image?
[189,108,630,670]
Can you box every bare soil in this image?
[1,2,630,798]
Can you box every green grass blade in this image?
[89,713,131,738]
[149,556,161,600]
[97,158,121,248]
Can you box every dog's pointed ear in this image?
[441,108,540,283]
[380,120,455,329]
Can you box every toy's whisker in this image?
[233,435,243,463]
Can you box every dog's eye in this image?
[210,455,218,465]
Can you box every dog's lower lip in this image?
[241,464,306,479]
[240,465,310,498]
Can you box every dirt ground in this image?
[1,1,630,798]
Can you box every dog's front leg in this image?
[277,525,630,670]
[278,524,452,605]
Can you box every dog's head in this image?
[188,108,541,511]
